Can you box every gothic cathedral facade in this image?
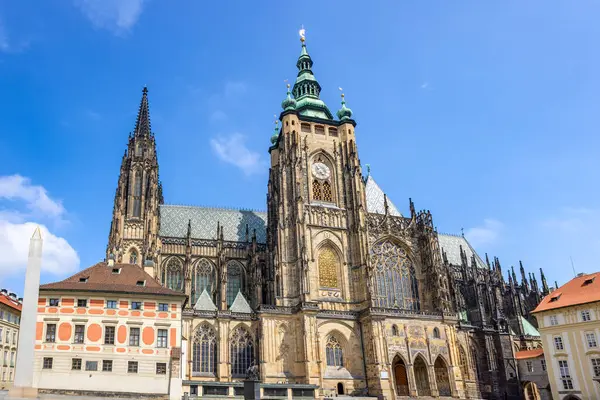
[106,38,548,399]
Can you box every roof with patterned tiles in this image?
[159,204,267,243]
[438,233,487,269]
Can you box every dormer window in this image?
[136,280,146,287]
[583,277,595,286]
[79,277,88,283]
[549,293,561,302]
[112,268,121,274]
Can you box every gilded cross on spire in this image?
[299,25,306,43]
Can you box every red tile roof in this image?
[40,262,186,299]
[515,348,544,360]
[0,293,22,312]
[533,272,600,313]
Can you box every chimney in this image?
[1,289,7,295]
[9,292,16,299]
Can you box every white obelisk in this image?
[10,226,43,398]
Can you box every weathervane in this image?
[299,25,306,43]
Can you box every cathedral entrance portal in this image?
[392,356,409,396]
[413,356,431,396]
[434,356,451,396]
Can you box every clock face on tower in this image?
[312,162,331,180]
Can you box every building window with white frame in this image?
[554,335,564,351]
[128,361,138,373]
[45,324,56,343]
[581,310,591,322]
[42,357,53,369]
[549,315,558,326]
[586,332,597,348]
[558,360,573,389]
[157,329,168,348]
[592,358,600,378]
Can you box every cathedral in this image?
[106,34,549,399]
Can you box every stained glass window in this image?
[192,259,214,304]
[230,327,254,377]
[325,336,343,367]
[165,258,183,291]
[370,240,420,310]
[192,324,216,375]
[227,261,245,306]
[318,247,339,289]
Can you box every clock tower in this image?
[266,33,370,309]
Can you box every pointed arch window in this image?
[164,258,183,291]
[312,180,322,200]
[230,327,254,377]
[318,246,339,289]
[129,249,138,265]
[192,259,214,304]
[458,345,469,379]
[192,324,216,375]
[132,171,142,218]
[226,261,245,307]
[391,325,399,336]
[370,240,420,310]
[325,336,343,367]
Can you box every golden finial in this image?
[339,87,345,100]
[274,114,279,127]
[299,25,306,43]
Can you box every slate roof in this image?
[364,175,402,217]
[533,272,600,313]
[438,234,487,269]
[159,205,267,243]
[40,262,186,298]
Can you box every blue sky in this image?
[0,1,598,295]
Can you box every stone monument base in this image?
[244,379,261,400]
[8,386,39,398]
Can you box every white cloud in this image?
[75,0,145,34]
[210,133,265,175]
[0,175,65,220]
[465,218,504,247]
[0,221,79,276]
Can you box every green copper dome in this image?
[281,84,296,111]
[291,42,333,120]
[337,94,353,120]
[270,123,280,145]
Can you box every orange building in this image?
[33,259,186,399]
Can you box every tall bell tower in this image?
[266,30,370,308]
[107,87,162,272]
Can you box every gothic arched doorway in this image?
[393,356,409,396]
[523,381,541,400]
[434,356,451,396]
[414,355,431,396]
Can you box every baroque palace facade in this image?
[106,36,550,399]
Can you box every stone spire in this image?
[540,267,549,295]
[10,227,43,397]
[520,261,529,291]
[134,86,151,137]
[291,29,333,119]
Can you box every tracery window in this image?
[192,324,216,375]
[164,258,183,291]
[312,180,322,200]
[226,261,245,307]
[132,171,142,217]
[458,345,468,379]
[322,181,332,202]
[325,336,343,367]
[370,240,420,310]
[230,327,254,377]
[192,259,214,304]
[318,246,339,289]
[129,249,138,265]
